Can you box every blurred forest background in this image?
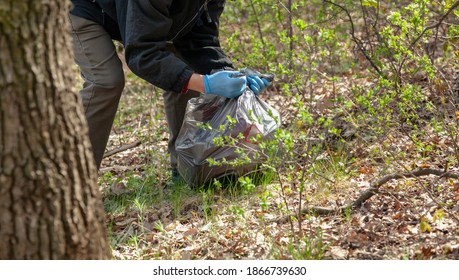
[97,0,459,260]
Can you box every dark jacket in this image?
[70,0,233,93]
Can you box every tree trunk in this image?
[0,1,111,259]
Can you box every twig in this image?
[396,0,459,85]
[276,167,297,241]
[99,164,144,173]
[103,139,142,158]
[323,0,383,76]
[407,0,459,52]
[249,0,266,50]
[271,168,459,223]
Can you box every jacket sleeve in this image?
[119,0,194,93]
[172,0,233,75]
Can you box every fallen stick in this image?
[103,139,142,158]
[272,168,459,223]
[99,164,144,173]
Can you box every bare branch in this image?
[323,0,383,76]
[271,168,459,223]
[103,139,142,158]
[99,164,144,173]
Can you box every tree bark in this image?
[0,0,111,259]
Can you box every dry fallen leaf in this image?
[184,228,198,238]
[330,246,348,260]
[115,217,136,227]
[359,167,374,174]
[109,182,130,195]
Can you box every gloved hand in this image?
[204,71,247,98]
[247,75,271,95]
[240,68,273,95]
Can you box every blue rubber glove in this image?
[247,75,271,95]
[204,71,247,98]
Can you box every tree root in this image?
[272,168,459,223]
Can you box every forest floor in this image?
[97,67,459,260]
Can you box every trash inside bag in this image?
[175,88,280,187]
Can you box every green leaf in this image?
[443,41,449,53]
[420,217,431,232]
[362,0,378,8]
[433,209,445,222]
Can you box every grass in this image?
[98,72,459,260]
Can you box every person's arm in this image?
[184,71,247,99]
[173,1,269,97]
[116,0,245,98]
[117,0,194,93]
[172,0,233,75]
[187,73,205,93]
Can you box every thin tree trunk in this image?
[0,0,111,259]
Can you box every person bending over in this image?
[69,0,270,175]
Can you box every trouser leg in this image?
[163,90,200,169]
[68,14,125,169]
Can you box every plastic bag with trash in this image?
[175,70,280,186]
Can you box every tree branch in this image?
[99,164,144,173]
[103,139,142,158]
[271,168,459,223]
[407,0,459,52]
[323,0,383,76]
[397,0,459,78]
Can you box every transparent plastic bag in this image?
[175,87,280,186]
